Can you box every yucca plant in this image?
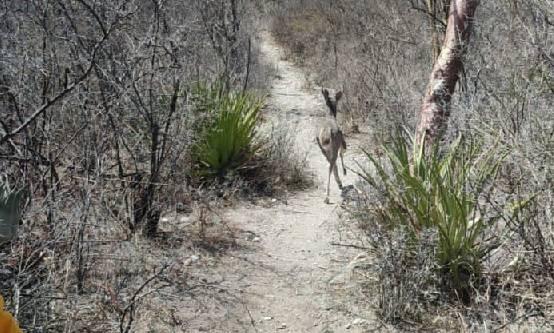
[193,84,264,178]
[357,131,505,296]
[0,182,26,244]
[189,80,227,117]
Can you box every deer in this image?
[316,88,346,204]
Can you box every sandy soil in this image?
[208,31,375,332]
[132,30,377,333]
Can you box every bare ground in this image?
[130,31,377,333]
[214,31,375,332]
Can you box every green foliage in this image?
[0,182,25,244]
[192,82,264,178]
[357,132,506,295]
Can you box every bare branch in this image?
[0,25,114,146]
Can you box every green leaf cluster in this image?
[192,82,264,178]
[357,132,506,294]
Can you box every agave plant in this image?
[357,131,506,295]
[193,84,264,178]
[0,182,25,244]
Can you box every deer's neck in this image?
[326,104,337,118]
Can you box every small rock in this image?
[253,237,261,242]
[278,323,287,329]
[351,318,368,326]
[261,316,273,321]
[176,202,193,214]
[346,319,368,330]
[184,255,200,266]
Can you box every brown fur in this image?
[317,88,346,204]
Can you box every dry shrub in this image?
[272,9,329,64]
[271,0,553,330]
[253,124,313,193]
[0,1,301,331]
[271,0,427,142]
[199,124,313,201]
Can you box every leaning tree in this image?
[416,0,480,146]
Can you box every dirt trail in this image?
[216,31,374,332]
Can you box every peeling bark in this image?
[416,0,480,146]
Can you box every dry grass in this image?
[0,1,308,331]
[0,0,551,331]
[271,0,554,330]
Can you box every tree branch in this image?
[0,20,114,146]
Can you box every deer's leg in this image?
[340,149,346,176]
[331,151,342,189]
[325,162,333,204]
[333,162,343,190]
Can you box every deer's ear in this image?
[321,88,329,99]
[336,91,343,101]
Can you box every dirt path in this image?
[214,31,374,332]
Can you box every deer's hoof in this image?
[324,197,330,204]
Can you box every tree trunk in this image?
[416,0,480,147]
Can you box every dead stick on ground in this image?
[330,242,370,250]
[244,303,259,332]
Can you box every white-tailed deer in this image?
[316,88,346,204]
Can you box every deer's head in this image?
[321,88,343,117]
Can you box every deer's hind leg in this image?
[325,162,333,204]
[340,134,347,176]
[325,150,340,204]
[332,161,343,190]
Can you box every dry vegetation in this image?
[0,1,308,331]
[272,0,553,331]
[1,0,553,331]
